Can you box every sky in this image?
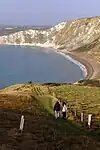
[0,0,100,26]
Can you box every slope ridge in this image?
[0,84,100,149]
[0,16,100,52]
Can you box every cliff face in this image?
[0,22,66,48]
[0,16,100,53]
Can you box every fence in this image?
[31,86,100,130]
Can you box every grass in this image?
[50,85,100,123]
[75,36,100,52]
[75,45,90,52]
[1,83,100,149]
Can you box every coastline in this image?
[55,51,87,80]
[66,52,100,80]
[0,43,100,82]
[65,52,93,80]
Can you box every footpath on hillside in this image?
[0,84,100,149]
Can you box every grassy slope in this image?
[0,84,100,150]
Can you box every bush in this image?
[78,79,100,87]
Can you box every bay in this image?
[0,45,84,89]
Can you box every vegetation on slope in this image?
[75,36,100,52]
[0,83,100,150]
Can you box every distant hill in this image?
[0,16,100,62]
[0,17,99,48]
[0,16,100,68]
[0,25,51,36]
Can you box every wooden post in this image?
[53,92,55,97]
[81,113,84,122]
[19,115,24,134]
[88,114,92,128]
[47,86,50,94]
[74,109,77,117]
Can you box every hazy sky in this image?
[0,0,100,25]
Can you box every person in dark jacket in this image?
[54,101,60,119]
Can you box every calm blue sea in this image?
[0,45,84,89]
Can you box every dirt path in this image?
[38,94,85,134]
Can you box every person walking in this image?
[62,102,67,119]
[54,101,60,119]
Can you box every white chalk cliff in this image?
[0,16,100,52]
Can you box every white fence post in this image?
[74,109,77,117]
[81,113,84,122]
[19,115,24,133]
[88,114,92,128]
[53,92,55,97]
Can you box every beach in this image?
[56,51,87,79]
[67,52,100,80]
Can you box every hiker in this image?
[54,101,60,119]
[62,102,67,119]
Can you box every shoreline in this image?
[0,44,88,80]
[66,52,93,80]
[0,44,100,85]
[55,51,87,80]
[66,52,100,80]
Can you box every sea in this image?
[0,45,85,89]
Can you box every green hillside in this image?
[0,83,100,150]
